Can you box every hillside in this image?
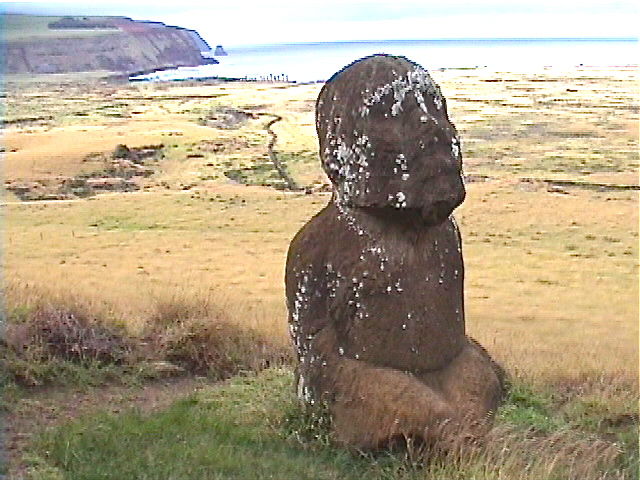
[2,14,218,75]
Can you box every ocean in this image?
[131,38,638,83]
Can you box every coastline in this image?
[128,38,639,83]
[128,63,639,85]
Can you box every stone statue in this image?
[285,54,505,450]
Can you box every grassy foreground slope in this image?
[27,370,638,479]
[2,67,638,479]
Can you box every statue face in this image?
[317,54,465,224]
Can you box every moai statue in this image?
[285,54,505,450]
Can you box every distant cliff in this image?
[3,14,218,75]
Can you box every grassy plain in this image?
[2,67,638,479]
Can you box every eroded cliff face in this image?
[4,15,217,75]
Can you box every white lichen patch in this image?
[450,215,463,254]
[451,136,460,160]
[388,191,407,209]
[326,267,343,299]
[362,67,443,118]
[290,268,313,358]
[324,130,372,204]
[393,153,410,181]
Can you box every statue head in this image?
[316,54,465,224]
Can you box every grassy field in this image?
[2,67,638,479]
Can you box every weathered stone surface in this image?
[285,54,505,450]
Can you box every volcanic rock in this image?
[285,54,505,450]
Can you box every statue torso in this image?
[286,202,467,374]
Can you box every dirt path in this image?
[3,376,218,479]
[261,113,301,191]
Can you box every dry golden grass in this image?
[2,185,329,355]
[4,182,637,385]
[3,68,638,389]
[2,67,638,480]
[457,182,638,382]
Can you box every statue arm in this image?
[301,324,458,450]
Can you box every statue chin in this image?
[420,203,454,226]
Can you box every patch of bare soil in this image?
[198,106,258,129]
[3,376,217,479]
[4,144,162,201]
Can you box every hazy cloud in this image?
[3,1,637,46]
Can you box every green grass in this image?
[28,370,370,480]
[25,369,638,480]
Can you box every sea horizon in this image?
[133,37,639,83]
[229,37,638,49]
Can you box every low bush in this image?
[1,295,291,388]
[28,307,132,365]
[161,317,287,378]
[146,296,291,379]
[1,305,135,387]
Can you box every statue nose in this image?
[429,175,466,213]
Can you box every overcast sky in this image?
[3,1,638,46]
